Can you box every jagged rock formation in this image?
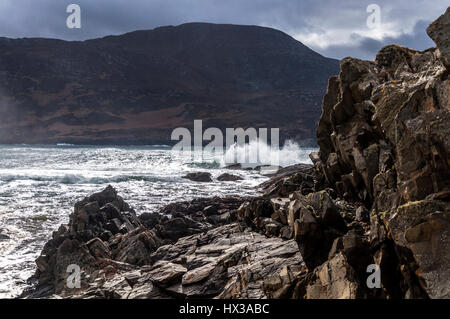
[23,187,245,298]
[236,172,381,298]
[0,23,339,146]
[310,8,450,298]
[222,9,450,298]
[23,9,449,300]
[428,7,450,69]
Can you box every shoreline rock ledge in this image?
[23,8,449,299]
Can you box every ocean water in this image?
[0,143,315,298]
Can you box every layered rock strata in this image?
[23,8,450,299]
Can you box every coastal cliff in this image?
[310,7,450,298]
[23,8,449,299]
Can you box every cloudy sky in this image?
[0,0,448,60]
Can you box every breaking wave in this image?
[0,173,171,184]
[221,140,313,168]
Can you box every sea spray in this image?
[0,144,317,297]
[220,140,312,168]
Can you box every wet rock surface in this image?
[427,7,450,69]
[217,173,243,181]
[22,9,450,299]
[22,187,247,298]
[309,8,450,299]
[69,223,302,299]
[182,172,213,182]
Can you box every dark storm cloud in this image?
[0,0,448,60]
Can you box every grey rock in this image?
[182,172,212,182]
[427,7,450,69]
[217,173,243,181]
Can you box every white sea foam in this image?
[221,140,313,168]
[0,172,173,184]
[0,144,317,297]
[1,144,292,298]
[56,143,75,146]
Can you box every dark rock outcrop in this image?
[23,187,246,298]
[25,186,155,297]
[182,172,213,182]
[217,173,243,181]
[235,9,450,299]
[59,224,303,299]
[427,7,450,69]
[310,8,450,299]
[0,232,10,240]
[258,163,320,196]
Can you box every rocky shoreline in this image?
[22,9,449,299]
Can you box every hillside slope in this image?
[0,23,339,145]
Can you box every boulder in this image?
[182,172,213,182]
[217,173,243,181]
[0,232,10,240]
[306,253,359,299]
[388,200,450,298]
[147,262,187,288]
[259,164,318,197]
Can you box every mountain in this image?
[0,23,339,145]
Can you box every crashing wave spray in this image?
[220,140,311,168]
